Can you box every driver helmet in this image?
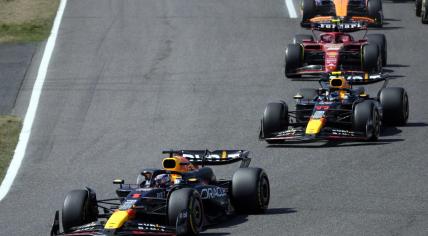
[321,34,334,43]
[154,174,171,188]
[338,35,351,43]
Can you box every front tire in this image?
[62,189,98,233]
[262,102,288,139]
[231,168,270,213]
[168,188,203,236]
[285,44,303,78]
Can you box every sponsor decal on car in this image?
[200,187,227,199]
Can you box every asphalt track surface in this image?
[1,0,428,235]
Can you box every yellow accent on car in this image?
[104,211,129,229]
[305,119,324,135]
[221,150,227,159]
[333,0,350,16]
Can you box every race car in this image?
[285,20,386,81]
[50,150,270,236]
[416,0,428,23]
[260,72,409,143]
[301,0,383,27]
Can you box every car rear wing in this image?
[162,150,251,167]
[307,16,373,31]
[311,20,368,32]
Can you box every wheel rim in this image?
[192,199,203,228]
[260,176,270,208]
[373,110,380,138]
[403,94,409,122]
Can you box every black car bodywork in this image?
[260,73,409,143]
[51,150,270,236]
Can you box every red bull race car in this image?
[301,0,383,27]
[50,150,270,236]
[285,20,386,82]
[260,72,409,143]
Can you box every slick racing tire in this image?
[366,34,387,66]
[293,34,314,44]
[378,87,409,126]
[422,0,428,24]
[62,189,98,233]
[353,101,380,141]
[367,0,383,27]
[302,0,316,23]
[231,168,270,213]
[362,44,381,73]
[416,0,422,16]
[285,44,303,78]
[168,188,203,236]
[262,102,289,140]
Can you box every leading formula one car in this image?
[260,72,409,143]
[50,150,270,236]
[301,0,383,27]
[416,0,428,23]
[285,20,386,82]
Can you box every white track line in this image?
[0,0,68,201]
[285,0,298,18]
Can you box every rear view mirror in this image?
[113,179,124,185]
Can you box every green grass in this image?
[0,20,53,43]
[0,0,59,43]
[0,116,22,181]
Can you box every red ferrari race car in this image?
[285,20,386,82]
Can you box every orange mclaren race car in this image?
[260,72,409,143]
[301,0,383,27]
[50,150,270,236]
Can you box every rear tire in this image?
[416,0,422,16]
[367,0,383,27]
[262,102,288,139]
[285,44,303,78]
[378,87,409,126]
[168,188,203,236]
[366,34,387,66]
[353,101,380,141]
[422,0,428,24]
[62,189,98,233]
[293,34,314,44]
[231,168,270,213]
[302,0,316,23]
[362,44,381,73]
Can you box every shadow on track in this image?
[264,207,297,215]
[266,138,403,148]
[385,64,409,68]
[202,208,297,235]
[403,122,428,127]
